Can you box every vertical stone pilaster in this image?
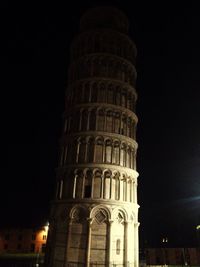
[134,222,140,267]
[86,218,93,267]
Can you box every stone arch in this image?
[111,207,127,263]
[121,112,127,135]
[86,136,95,163]
[68,205,88,264]
[90,205,111,221]
[80,108,88,131]
[77,137,87,163]
[96,107,105,130]
[94,136,104,163]
[74,169,84,198]
[105,109,113,132]
[104,138,112,163]
[113,110,121,134]
[90,82,98,102]
[69,205,87,222]
[112,170,120,200]
[98,82,106,102]
[120,142,127,167]
[88,107,96,131]
[83,81,90,102]
[92,169,102,198]
[83,169,93,198]
[112,140,120,165]
[127,145,132,168]
[107,83,114,104]
[112,207,128,223]
[89,205,110,264]
[103,169,112,199]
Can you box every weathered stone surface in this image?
[45,6,139,267]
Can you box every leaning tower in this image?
[45,6,139,267]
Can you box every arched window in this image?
[107,84,113,104]
[112,141,120,165]
[113,112,120,134]
[131,120,135,139]
[72,111,80,132]
[93,58,100,76]
[67,140,77,163]
[98,83,106,102]
[103,171,111,199]
[99,59,107,77]
[121,64,126,81]
[86,138,95,163]
[116,86,121,106]
[81,110,88,131]
[95,138,103,163]
[105,139,112,163]
[127,117,131,138]
[89,109,96,131]
[93,170,102,198]
[121,115,127,136]
[120,143,126,167]
[91,83,98,102]
[127,146,132,168]
[94,35,100,51]
[75,171,84,198]
[127,93,131,110]
[121,90,127,108]
[84,170,93,198]
[105,110,113,132]
[97,109,105,131]
[78,138,86,163]
[83,82,90,103]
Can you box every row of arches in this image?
[64,108,137,139]
[60,136,136,168]
[69,205,133,224]
[56,169,137,203]
[66,80,136,112]
[71,30,136,63]
[68,55,136,86]
[66,205,135,265]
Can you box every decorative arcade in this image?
[45,7,139,267]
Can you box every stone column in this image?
[124,221,129,267]
[86,218,93,267]
[134,222,140,267]
[101,175,104,198]
[64,219,72,266]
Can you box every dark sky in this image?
[3,1,200,247]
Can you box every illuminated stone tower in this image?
[45,6,139,267]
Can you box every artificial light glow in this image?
[196,225,200,230]
[44,222,49,232]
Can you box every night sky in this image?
[3,1,200,247]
